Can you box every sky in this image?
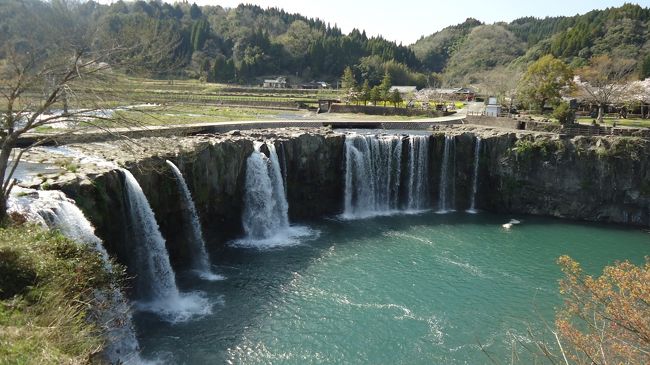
[97,0,650,44]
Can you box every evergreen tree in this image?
[223,59,236,83]
[360,79,371,105]
[370,85,381,106]
[210,56,226,82]
[200,58,211,80]
[189,3,202,19]
[191,19,210,52]
[390,89,403,108]
[379,72,392,106]
[341,66,357,91]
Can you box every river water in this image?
[134,212,649,364]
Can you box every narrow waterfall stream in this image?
[7,188,142,364]
[437,135,456,213]
[165,160,223,281]
[121,169,211,322]
[343,133,430,219]
[405,135,430,211]
[235,141,314,248]
[467,137,482,214]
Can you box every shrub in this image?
[552,102,575,124]
[554,256,650,365]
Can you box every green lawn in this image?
[576,117,650,128]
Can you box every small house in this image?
[455,87,476,101]
[263,77,288,89]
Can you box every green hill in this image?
[411,3,650,85]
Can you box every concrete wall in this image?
[465,115,523,130]
[330,104,450,117]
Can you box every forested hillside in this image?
[413,3,650,85]
[1,0,426,86]
[1,0,649,88]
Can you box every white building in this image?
[263,77,288,88]
[485,96,501,117]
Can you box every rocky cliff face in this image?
[40,129,345,274]
[30,126,649,278]
[484,132,650,225]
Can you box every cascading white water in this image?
[165,160,222,281]
[236,142,312,248]
[279,143,289,196]
[343,134,402,218]
[438,135,456,213]
[267,143,290,229]
[122,169,180,301]
[467,137,482,214]
[7,188,142,365]
[406,135,430,211]
[121,169,211,322]
[343,133,431,219]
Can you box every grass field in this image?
[0,223,116,364]
[576,117,650,128]
[16,76,439,132]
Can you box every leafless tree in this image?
[575,55,636,123]
[479,66,522,116]
[0,0,180,220]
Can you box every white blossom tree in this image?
[574,55,636,123]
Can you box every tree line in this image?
[2,0,649,89]
[0,0,430,87]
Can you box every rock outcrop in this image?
[20,126,649,279]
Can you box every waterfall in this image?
[165,160,222,281]
[7,188,142,364]
[121,169,211,322]
[406,135,430,211]
[343,133,431,219]
[279,142,288,196]
[236,142,312,248]
[467,137,482,214]
[438,135,456,213]
[122,169,180,301]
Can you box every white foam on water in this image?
[231,225,319,249]
[194,270,226,281]
[236,141,319,249]
[134,291,213,324]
